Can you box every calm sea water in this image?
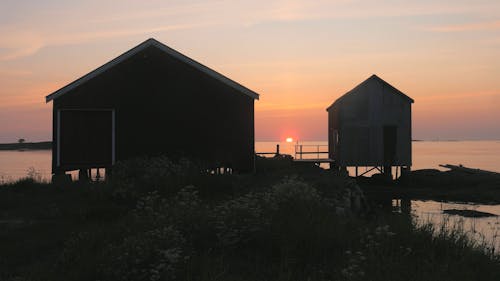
[0,141,499,182]
[0,150,52,183]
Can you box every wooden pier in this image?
[256,143,335,165]
[294,144,329,161]
[255,144,282,157]
[293,158,336,165]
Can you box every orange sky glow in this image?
[0,0,499,143]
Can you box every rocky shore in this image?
[359,165,500,204]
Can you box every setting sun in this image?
[286,137,293,143]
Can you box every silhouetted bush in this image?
[110,156,202,199]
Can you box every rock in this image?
[443,209,497,218]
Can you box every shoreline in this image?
[359,168,500,205]
[0,141,51,151]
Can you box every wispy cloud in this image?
[0,29,45,61]
[242,0,500,26]
[51,23,212,45]
[2,0,499,62]
[0,44,43,61]
[425,20,500,32]
[0,22,211,61]
[0,69,32,76]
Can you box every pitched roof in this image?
[46,38,259,102]
[326,74,414,111]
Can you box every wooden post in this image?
[79,169,89,182]
[105,167,112,181]
[276,144,280,156]
[401,198,411,214]
[355,166,358,177]
[383,165,393,181]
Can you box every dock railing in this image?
[294,144,329,160]
[255,144,281,157]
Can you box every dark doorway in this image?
[383,126,397,166]
[59,110,113,167]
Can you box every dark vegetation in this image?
[0,141,51,150]
[1,156,499,281]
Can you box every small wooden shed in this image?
[46,38,259,177]
[326,75,414,177]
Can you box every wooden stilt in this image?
[105,167,112,180]
[383,165,393,181]
[79,169,89,182]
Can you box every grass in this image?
[1,156,499,281]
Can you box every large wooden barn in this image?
[46,38,259,178]
[326,75,414,178]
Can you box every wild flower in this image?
[270,176,322,204]
[99,225,187,281]
[134,190,168,219]
[213,177,335,248]
[26,166,43,182]
[174,185,200,210]
[340,249,367,281]
[214,191,268,247]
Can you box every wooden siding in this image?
[327,75,412,167]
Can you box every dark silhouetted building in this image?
[326,74,413,178]
[46,38,259,177]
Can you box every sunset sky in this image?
[1,0,499,143]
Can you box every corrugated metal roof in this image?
[46,38,259,102]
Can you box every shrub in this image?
[214,191,270,248]
[111,156,201,199]
[98,225,187,281]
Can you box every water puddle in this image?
[393,199,500,252]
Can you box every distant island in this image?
[0,141,52,150]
